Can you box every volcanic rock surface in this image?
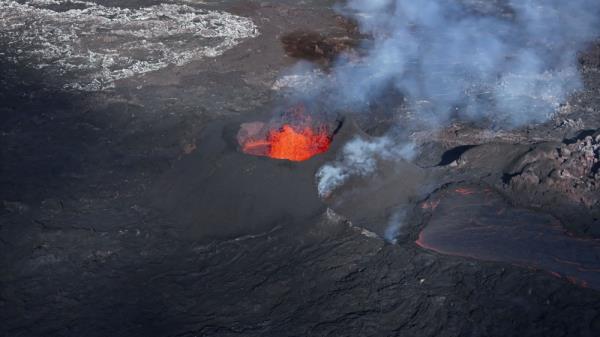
[417,184,600,290]
[1,1,600,337]
[502,133,600,236]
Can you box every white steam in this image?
[319,0,600,125]
[384,209,407,243]
[316,136,415,197]
[314,1,600,240]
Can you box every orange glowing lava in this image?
[243,124,331,161]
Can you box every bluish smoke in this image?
[384,209,407,244]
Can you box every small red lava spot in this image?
[549,271,562,279]
[415,231,431,249]
[455,187,476,196]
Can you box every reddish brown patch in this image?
[455,187,476,196]
[549,271,562,279]
[182,141,197,155]
[421,199,440,211]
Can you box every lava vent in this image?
[238,107,337,161]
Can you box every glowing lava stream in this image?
[243,124,331,161]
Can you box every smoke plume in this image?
[311,0,600,239]
[316,136,415,198]
[384,209,408,243]
[310,0,600,126]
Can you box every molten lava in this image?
[243,124,331,161]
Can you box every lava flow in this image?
[242,124,331,161]
[416,184,600,290]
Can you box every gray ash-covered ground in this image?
[1,1,600,336]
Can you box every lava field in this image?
[2,1,600,337]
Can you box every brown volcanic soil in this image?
[1,1,600,337]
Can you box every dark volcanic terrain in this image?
[1,1,600,336]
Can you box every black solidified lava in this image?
[437,145,477,166]
[2,1,600,337]
[417,184,600,290]
[148,118,331,240]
